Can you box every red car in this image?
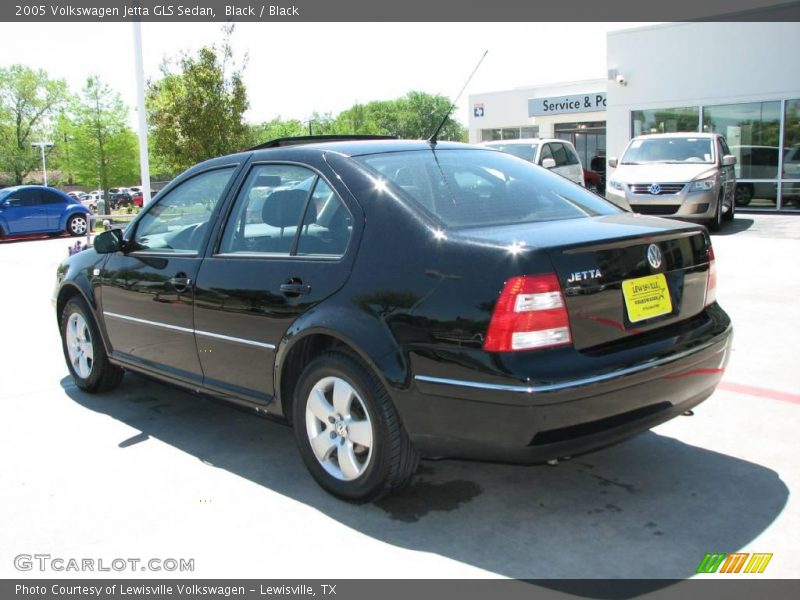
[130,192,143,207]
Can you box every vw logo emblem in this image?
[649,183,662,195]
[647,244,662,269]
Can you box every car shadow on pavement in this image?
[61,374,788,595]
[711,217,754,236]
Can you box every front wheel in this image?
[67,214,88,236]
[708,194,723,231]
[292,351,419,502]
[60,296,123,392]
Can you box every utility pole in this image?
[31,142,53,186]
[132,7,152,205]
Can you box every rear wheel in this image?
[60,296,123,392]
[292,351,418,502]
[734,183,753,206]
[67,214,88,236]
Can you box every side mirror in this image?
[541,158,556,169]
[93,229,123,254]
[722,154,736,167]
[608,157,618,168]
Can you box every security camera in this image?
[616,74,627,86]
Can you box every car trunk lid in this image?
[458,214,712,351]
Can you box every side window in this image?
[718,138,731,160]
[296,178,352,257]
[7,189,38,207]
[565,144,582,166]
[219,164,317,255]
[551,143,570,167]
[41,191,66,205]
[539,144,554,164]
[134,167,235,253]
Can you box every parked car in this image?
[607,132,737,230]
[583,168,602,192]
[54,138,731,501]
[480,138,586,187]
[0,185,90,238]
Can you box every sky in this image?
[0,21,651,128]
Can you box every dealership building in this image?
[468,22,800,211]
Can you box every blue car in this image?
[0,185,91,238]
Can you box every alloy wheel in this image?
[70,216,88,235]
[66,312,94,379]
[304,376,374,481]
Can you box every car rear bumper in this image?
[405,319,732,463]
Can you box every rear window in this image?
[355,149,618,229]
[486,143,537,162]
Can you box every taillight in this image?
[483,274,572,352]
[705,245,717,306]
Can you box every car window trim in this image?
[125,163,241,256]
[212,160,353,261]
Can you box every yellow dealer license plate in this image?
[622,274,673,323]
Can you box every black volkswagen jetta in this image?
[54,138,732,501]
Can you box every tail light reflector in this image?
[705,245,717,306]
[483,274,572,352]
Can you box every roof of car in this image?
[633,132,720,140]
[0,185,67,193]
[480,138,564,145]
[251,139,475,157]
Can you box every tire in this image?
[734,183,752,206]
[723,188,735,222]
[292,351,419,502]
[60,296,123,393]
[708,194,723,231]
[66,214,89,237]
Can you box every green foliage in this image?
[147,25,249,173]
[248,92,467,146]
[0,65,67,184]
[333,91,467,141]
[248,117,307,146]
[68,76,139,193]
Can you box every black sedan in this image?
[54,138,732,501]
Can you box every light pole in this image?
[31,141,53,186]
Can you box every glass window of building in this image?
[783,99,800,210]
[480,126,539,142]
[704,101,781,209]
[631,107,700,136]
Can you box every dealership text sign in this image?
[528,93,607,117]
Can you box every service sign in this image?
[528,92,607,117]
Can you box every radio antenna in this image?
[428,50,488,146]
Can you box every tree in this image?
[70,76,139,200]
[0,65,67,184]
[147,25,249,173]
[248,117,307,146]
[333,91,467,141]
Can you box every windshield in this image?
[622,137,714,165]
[355,149,619,229]
[487,143,538,162]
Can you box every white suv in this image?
[480,138,585,187]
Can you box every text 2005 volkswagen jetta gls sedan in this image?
[54,138,732,501]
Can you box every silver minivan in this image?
[606,132,737,230]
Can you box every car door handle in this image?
[280,281,311,296]
[168,275,192,290]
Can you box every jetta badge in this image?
[647,244,662,269]
[649,183,662,195]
